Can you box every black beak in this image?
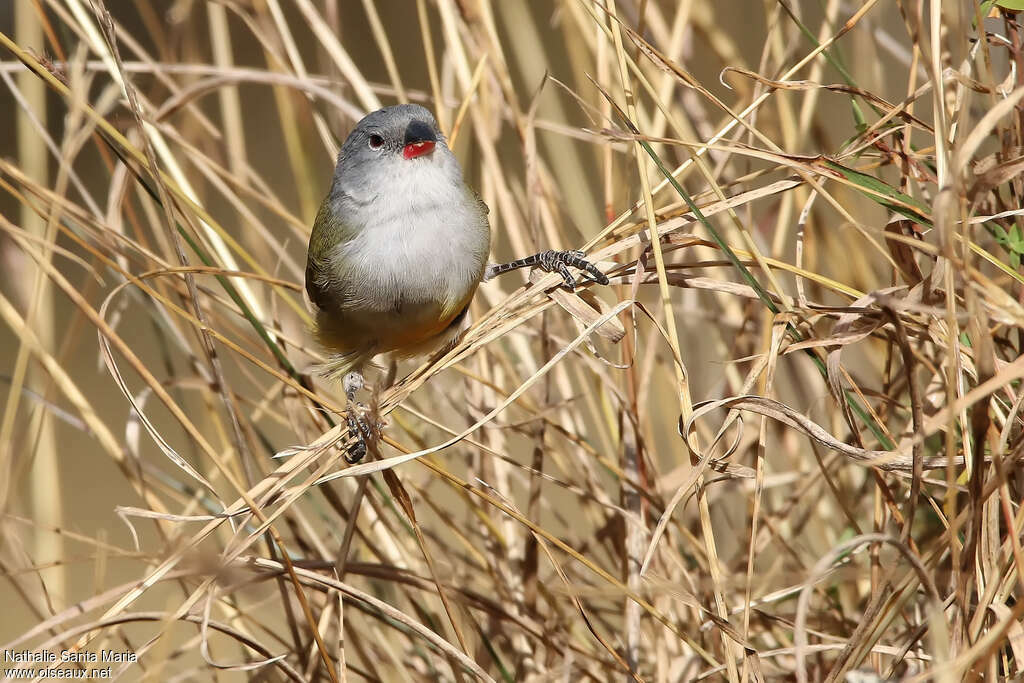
[404,119,437,146]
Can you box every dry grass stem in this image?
[1,1,1023,681]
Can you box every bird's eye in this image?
[367,134,384,150]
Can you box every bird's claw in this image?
[344,403,379,464]
[538,249,609,290]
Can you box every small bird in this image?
[305,104,607,461]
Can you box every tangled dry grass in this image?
[2,1,1024,681]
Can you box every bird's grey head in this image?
[331,104,456,205]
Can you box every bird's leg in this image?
[343,370,364,399]
[484,249,609,291]
[342,370,374,463]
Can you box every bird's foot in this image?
[342,370,377,464]
[344,402,381,464]
[539,250,609,290]
[485,249,609,290]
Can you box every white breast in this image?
[327,151,490,317]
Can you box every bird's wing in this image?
[470,187,490,216]
[304,258,330,311]
[305,199,359,311]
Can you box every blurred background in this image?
[1,1,1020,681]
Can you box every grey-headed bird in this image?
[305,104,607,461]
